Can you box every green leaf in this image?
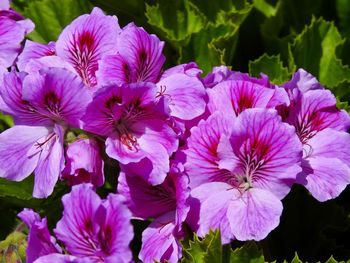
[249,53,290,84]
[325,256,339,263]
[145,0,206,46]
[230,242,264,263]
[21,0,92,42]
[0,177,35,201]
[336,0,350,38]
[179,22,239,73]
[0,113,13,132]
[181,230,222,263]
[290,252,303,263]
[288,17,350,88]
[189,0,252,26]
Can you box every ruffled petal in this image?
[301,157,350,202]
[22,68,92,128]
[227,188,283,241]
[185,112,234,188]
[17,41,56,71]
[18,209,61,263]
[207,80,275,116]
[54,184,101,257]
[139,212,180,263]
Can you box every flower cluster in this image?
[1,5,350,263]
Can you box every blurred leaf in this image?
[179,22,239,73]
[189,0,252,26]
[0,113,13,132]
[90,0,146,26]
[145,0,205,46]
[0,231,27,263]
[181,230,222,263]
[0,177,35,200]
[253,0,279,18]
[249,53,290,84]
[21,0,92,42]
[289,17,350,88]
[230,242,264,263]
[289,252,303,263]
[336,0,350,38]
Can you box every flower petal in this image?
[54,184,101,257]
[301,157,350,202]
[18,209,61,263]
[185,112,234,188]
[56,7,120,87]
[33,125,64,198]
[139,212,180,263]
[156,73,206,120]
[227,188,283,241]
[0,125,50,181]
[207,80,275,116]
[17,41,56,71]
[22,68,92,128]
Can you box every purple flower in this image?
[62,138,105,187]
[82,82,178,185]
[0,4,34,67]
[282,69,350,201]
[54,183,133,262]
[185,109,302,241]
[97,22,165,86]
[0,68,91,197]
[118,161,190,263]
[19,184,133,262]
[18,209,61,263]
[55,7,120,88]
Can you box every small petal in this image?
[0,125,50,181]
[156,73,206,120]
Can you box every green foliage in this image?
[0,231,27,263]
[249,54,290,84]
[288,17,350,88]
[181,230,264,263]
[14,0,92,42]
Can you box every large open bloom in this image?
[185,109,302,241]
[0,68,91,197]
[282,69,350,201]
[19,184,133,262]
[118,160,190,263]
[82,82,178,185]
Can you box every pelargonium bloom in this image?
[118,160,190,263]
[282,69,350,201]
[185,109,302,242]
[62,137,104,187]
[97,22,165,86]
[19,184,133,262]
[18,209,61,263]
[0,2,34,67]
[0,68,91,197]
[82,82,178,185]
[55,7,120,88]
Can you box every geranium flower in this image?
[82,82,178,184]
[118,161,189,263]
[19,184,133,262]
[0,68,91,197]
[185,109,302,242]
[282,69,350,201]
